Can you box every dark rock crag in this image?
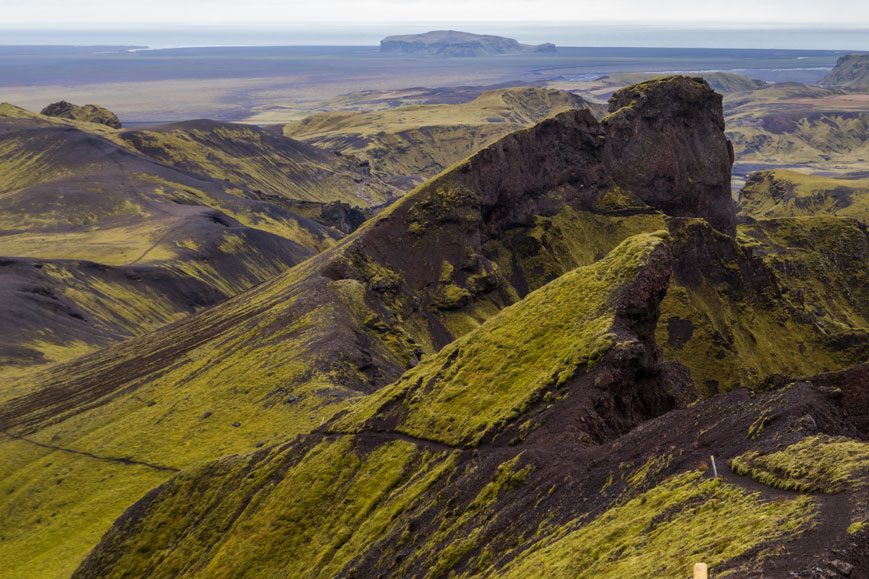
[40,100,122,129]
[603,76,736,235]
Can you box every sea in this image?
[1,23,868,51]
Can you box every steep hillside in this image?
[820,53,869,88]
[739,169,869,223]
[3,76,869,577]
[282,87,589,185]
[658,217,869,395]
[74,234,869,578]
[122,120,399,207]
[0,106,339,369]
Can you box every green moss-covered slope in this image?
[0,112,336,371]
[122,120,399,207]
[739,169,869,224]
[497,471,814,579]
[334,233,672,446]
[657,218,869,394]
[732,434,869,494]
[283,87,589,182]
[73,277,869,578]
[71,230,692,578]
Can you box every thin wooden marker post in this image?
[694,562,708,579]
[710,455,718,478]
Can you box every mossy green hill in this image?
[121,119,399,208]
[0,106,345,371]
[72,236,869,577]
[282,87,590,185]
[739,169,869,224]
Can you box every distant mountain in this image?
[820,53,869,87]
[380,30,556,57]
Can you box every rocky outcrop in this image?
[468,108,611,234]
[40,100,122,128]
[603,76,736,235]
[318,200,368,234]
[820,53,869,88]
[380,30,556,57]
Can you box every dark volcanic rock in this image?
[380,30,556,57]
[603,76,736,235]
[318,201,368,234]
[40,100,122,129]
[467,108,610,234]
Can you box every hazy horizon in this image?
[2,23,869,51]
[7,0,869,25]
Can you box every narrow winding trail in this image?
[1,430,179,472]
[718,462,855,575]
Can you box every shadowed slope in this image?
[0,109,336,370]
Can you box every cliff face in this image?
[820,53,869,88]
[40,100,122,128]
[603,76,736,235]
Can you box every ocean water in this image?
[1,23,868,51]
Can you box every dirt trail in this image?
[1,430,179,472]
[719,462,855,576]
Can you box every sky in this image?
[5,0,869,26]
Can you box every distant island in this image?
[380,30,556,57]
